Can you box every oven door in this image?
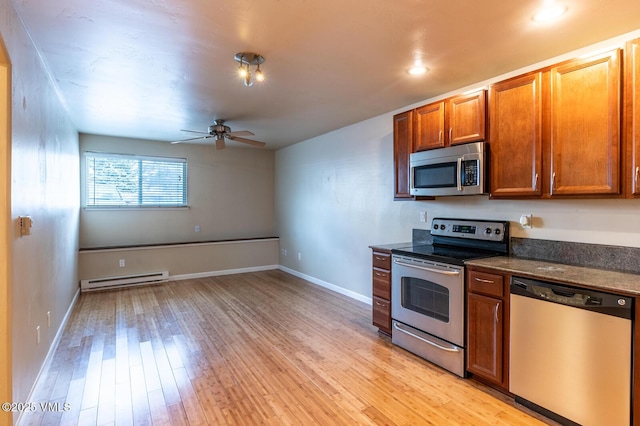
[391,255,464,346]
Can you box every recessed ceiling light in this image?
[532,4,567,23]
[407,66,429,76]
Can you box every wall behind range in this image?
[275,29,640,301]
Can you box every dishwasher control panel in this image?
[511,276,633,319]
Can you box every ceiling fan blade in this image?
[170,136,211,144]
[215,137,225,150]
[226,130,254,137]
[227,135,266,148]
[180,129,209,135]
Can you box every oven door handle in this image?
[393,259,461,276]
[393,322,461,353]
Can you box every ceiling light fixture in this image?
[532,3,567,23]
[407,65,428,75]
[234,52,265,87]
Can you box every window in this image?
[84,152,187,208]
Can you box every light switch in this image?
[19,216,33,236]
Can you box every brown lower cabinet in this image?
[371,248,392,335]
[466,266,509,391]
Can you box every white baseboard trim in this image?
[278,266,372,305]
[169,264,279,282]
[17,287,81,426]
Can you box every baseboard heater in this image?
[80,271,169,292]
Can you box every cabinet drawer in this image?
[373,268,391,299]
[468,270,504,298]
[372,252,391,270]
[372,296,391,333]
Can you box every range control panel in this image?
[431,218,508,243]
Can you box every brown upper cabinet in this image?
[490,48,621,198]
[393,110,414,199]
[549,50,621,196]
[414,102,446,151]
[489,72,544,197]
[414,90,486,152]
[625,38,640,197]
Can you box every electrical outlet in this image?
[519,214,533,229]
[36,326,40,344]
[298,252,302,260]
[119,259,125,268]
[281,248,288,256]
[195,225,201,233]
[47,311,51,328]
[419,211,427,222]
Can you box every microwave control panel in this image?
[462,160,479,186]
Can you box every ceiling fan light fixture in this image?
[234,52,265,87]
[215,137,225,150]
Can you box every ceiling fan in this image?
[171,119,266,150]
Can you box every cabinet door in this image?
[447,90,486,146]
[625,38,640,196]
[393,110,414,199]
[415,102,445,151]
[467,293,503,385]
[489,72,543,197]
[549,49,621,196]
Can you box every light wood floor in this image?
[21,270,555,425]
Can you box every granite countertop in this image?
[466,256,640,297]
[369,242,413,252]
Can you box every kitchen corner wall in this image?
[275,29,640,302]
[1,0,80,419]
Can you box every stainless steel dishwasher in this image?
[510,276,633,426]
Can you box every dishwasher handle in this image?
[511,276,633,320]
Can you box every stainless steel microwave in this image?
[410,141,487,197]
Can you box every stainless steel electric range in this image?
[391,217,510,377]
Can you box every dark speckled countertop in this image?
[466,256,640,297]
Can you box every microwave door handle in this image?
[457,157,463,191]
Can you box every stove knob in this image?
[485,227,492,235]
[494,228,501,235]
[433,224,439,230]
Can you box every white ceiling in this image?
[11,0,640,150]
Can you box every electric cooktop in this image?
[391,218,511,266]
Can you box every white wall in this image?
[0,0,80,419]
[80,134,275,248]
[275,30,640,301]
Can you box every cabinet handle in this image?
[494,304,499,323]
[375,301,386,307]
[474,277,495,284]
[374,272,386,277]
[438,130,442,144]
[534,173,539,191]
[374,256,385,261]
[449,128,453,142]
[636,166,639,185]
[551,172,556,191]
